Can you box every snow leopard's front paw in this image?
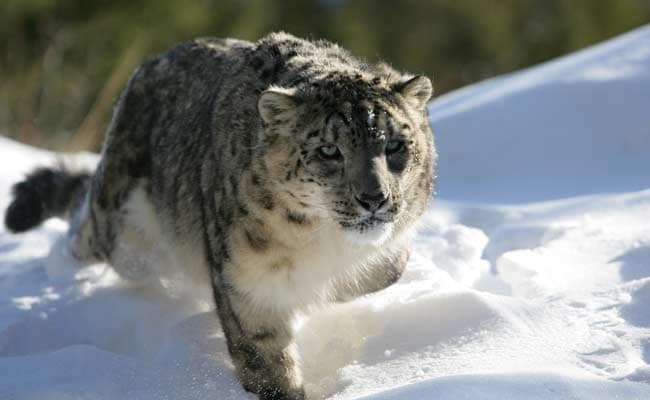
[236,348,305,400]
[242,380,305,400]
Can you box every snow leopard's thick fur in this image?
[5,32,435,399]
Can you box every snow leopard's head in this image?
[258,70,435,245]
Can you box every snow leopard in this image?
[4,32,435,399]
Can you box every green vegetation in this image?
[1,0,649,150]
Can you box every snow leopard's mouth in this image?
[338,212,395,233]
[363,214,392,225]
[340,215,395,245]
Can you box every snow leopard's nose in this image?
[352,156,389,212]
[354,190,388,213]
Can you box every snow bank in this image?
[363,373,650,400]
[432,25,650,203]
[2,24,650,400]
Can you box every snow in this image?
[431,25,650,203]
[1,25,650,399]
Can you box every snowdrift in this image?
[432,25,650,203]
[1,26,650,399]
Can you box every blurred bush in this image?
[1,0,649,150]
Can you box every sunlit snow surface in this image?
[1,26,650,400]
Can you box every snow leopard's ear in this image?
[258,87,298,125]
[393,76,433,110]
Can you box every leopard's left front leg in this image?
[332,247,409,303]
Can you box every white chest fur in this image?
[226,217,383,312]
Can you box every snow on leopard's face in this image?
[259,75,435,244]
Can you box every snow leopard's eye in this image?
[385,140,405,155]
[317,144,342,161]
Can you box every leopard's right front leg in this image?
[212,281,305,400]
[200,173,304,399]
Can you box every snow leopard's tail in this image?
[4,166,92,233]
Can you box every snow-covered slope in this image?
[1,25,650,400]
[432,26,650,203]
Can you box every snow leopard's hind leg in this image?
[2,154,144,277]
[69,72,156,280]
[4,63,154,276]
[66,155,145,273]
